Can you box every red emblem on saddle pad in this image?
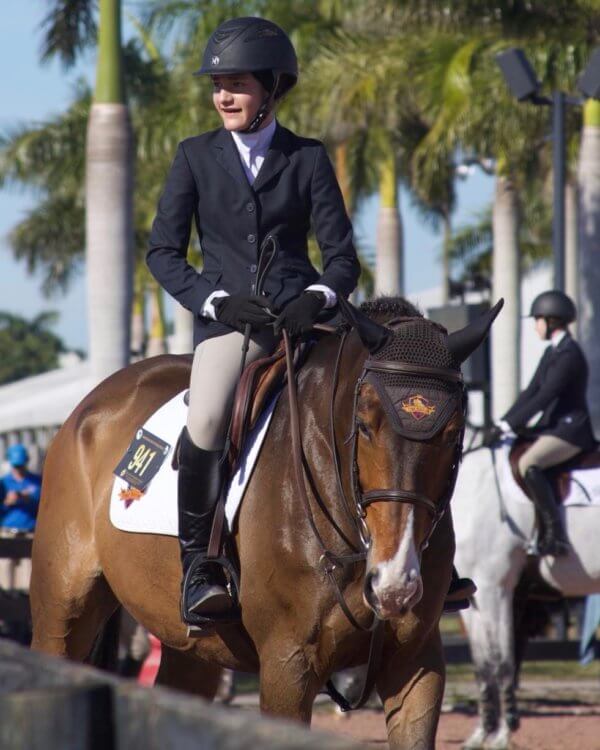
[118,486,145,509]
[401,394,436,421]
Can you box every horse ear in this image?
[447,299,504,364]
[337,296,391,354]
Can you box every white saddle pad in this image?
[497,439,600,508]
[109,390,279,536]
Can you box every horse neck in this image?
[292,333,366,551]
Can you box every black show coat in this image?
[503,333,596,450]
[147,123,360,346]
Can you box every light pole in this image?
[496,48,600,292]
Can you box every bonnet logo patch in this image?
[401,394,436,421]
[211,55,220,65]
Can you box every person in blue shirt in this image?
[0,444,41,533]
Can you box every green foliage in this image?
[6,0,600,306]
[0,312,67,385]
[40,0,98,68]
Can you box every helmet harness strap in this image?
[242,72,282,134]
[544,317,566,340]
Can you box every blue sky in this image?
[0,5,494,352]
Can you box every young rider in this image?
[147,17,361,624]
[496,290,595,556]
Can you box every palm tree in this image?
[578,98,600,431]
[85,0,134,379]
[0,311,67,385]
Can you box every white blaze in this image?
[372,508,422,611]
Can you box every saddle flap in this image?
[229,345,286,466]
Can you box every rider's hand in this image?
[482,425,503,447]
[213,294,272,332]
[273,291,326,338]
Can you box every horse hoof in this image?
[462,726,488,749]
[483,724,511,750]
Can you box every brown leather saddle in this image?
[509,438,600,503]
[176,343,288,475]
[228,342,287,468]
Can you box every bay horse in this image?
[30,297,501,749]
[453,432,600,750]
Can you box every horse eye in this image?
[357,420,371,438]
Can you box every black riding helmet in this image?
[194,17,298,133]
[529,290,576,338]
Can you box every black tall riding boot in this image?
[523,466,569,557]
[178,427,232,620]
[444,566,477,612]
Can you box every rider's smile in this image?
[212,73,271,132]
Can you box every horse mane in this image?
[360,296,423,324]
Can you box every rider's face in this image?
[212,73,270,131]
[534,317,547,339]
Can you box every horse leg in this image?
[376,628,445,750]
[461,585,515,750]
[258,641,320,723]
[155,644,222,699]
[30,558,118,662]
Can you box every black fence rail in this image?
[0,640,361,750]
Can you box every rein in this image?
[281,324,466,710]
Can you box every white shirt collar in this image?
[551,329,567,348]
[230,118,277,161]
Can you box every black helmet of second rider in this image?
[194,17,298,133]
[529,290,576,339]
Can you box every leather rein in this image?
[281,325,466,711]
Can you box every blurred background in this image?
[1,4,600,748]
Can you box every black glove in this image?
[213,294,272,332]
[482,424,503,448]
[273,291,326,337]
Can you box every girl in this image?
[147,17,361,624]
[498,290,595,556]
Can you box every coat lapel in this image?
[252,124,290,192]
[212,129,253,195]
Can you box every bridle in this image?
[332,327,466,556]
[280,322,466,711]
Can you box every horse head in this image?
[339,296,503,619]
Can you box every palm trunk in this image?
[130,283,146,359]
[86,0,133,379]
[146,284,168,356]
[335,142,351,212]
[578,99,600,433]
[442,214,451,304]
[565,180,578,338]
[375,149,403,296]
[491,170,520,420]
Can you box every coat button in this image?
[247,233,256,243]
[246,202,255,213]
[250,264,258,273]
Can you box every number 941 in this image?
[127,444,156,476]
